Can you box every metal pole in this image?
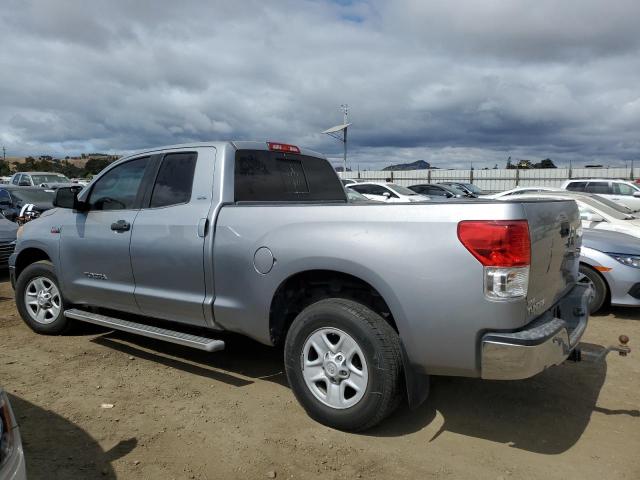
[343,126,347,174]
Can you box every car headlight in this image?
[0,391,17,469]
[607,253,640,269]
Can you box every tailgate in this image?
[523,200,581,321]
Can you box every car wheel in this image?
[579,264,608,314]
[15,260,71,334]
[284,298,403,431]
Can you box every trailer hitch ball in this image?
[618,335,630,356]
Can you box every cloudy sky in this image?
[1,0,639,169]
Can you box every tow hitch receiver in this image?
[572,335,631,362]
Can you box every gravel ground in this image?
[0,276,638,479]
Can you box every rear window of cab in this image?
[234,150,347,202]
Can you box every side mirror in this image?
[581,212,605,223]
[633,191,640,198]
[53,186,85,210]
[382,191,391,198]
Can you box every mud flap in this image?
[399,341,430,409]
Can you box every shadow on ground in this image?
[90,329,627,455]
[9,394,135,480]
[92,329,287,388]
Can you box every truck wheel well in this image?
[15,248,51,279]
[269,270,397,345]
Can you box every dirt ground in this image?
[1,277,638,480]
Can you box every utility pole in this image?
[2,145,5,162]
[340,104,349,173]
[322,105,351,174]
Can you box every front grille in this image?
[0,241,15,266]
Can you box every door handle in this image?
[111,220,131,232]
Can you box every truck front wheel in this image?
[15,261,71,335]
[284,298,403,431]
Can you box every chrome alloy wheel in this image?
[24,276,62,325]
[301,327,369,409]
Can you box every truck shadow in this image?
[92,330,287,388]
[90,332,627,454]
[369,342,633,454]
[8,394,136,479]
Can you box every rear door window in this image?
[585,182,611,194]
[234,150,346,202]
[566,182,587,192]
[149,152,197,208]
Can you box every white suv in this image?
[561,179,640,211]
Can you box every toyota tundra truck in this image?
[9,141,590,431]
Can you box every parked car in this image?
[0,214,18,269]
[580,229,640,313]
[408,183,469,198]
[10,140,589,431]
[561,179,640,211]
[348,182,430,202]
[0,186,56,222]
[9,172,72,189]
[488,186,562,198]
[0,388,27,480]
[341,179,358,186]
[498,191,640,239]
[439,182,487,197]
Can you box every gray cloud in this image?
[0,0,639,169]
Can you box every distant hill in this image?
[383,160,431,171]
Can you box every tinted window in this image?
[88,157,149,211]
[0,190,10,204]
[429,186,448,196]
[566,181,587,192]
[150,152,197,208]
[585,182,611,194]
[409,185,428,194]
[234,150,346,202]
[613,182,636,195]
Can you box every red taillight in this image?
[267,142,300,154]
[457,220,530,267]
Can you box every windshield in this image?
[346,189,369,202]
[579,196,630,220]
[11,189,55,204]
[387,183,419,196]
[444,185,467,196]
[461,183,485,195]
[31,174,70,184]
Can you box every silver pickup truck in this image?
[9,141,589,431]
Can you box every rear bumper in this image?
[481,283,590,380]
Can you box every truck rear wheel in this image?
[284,298,403,431]
[15,261,71,335]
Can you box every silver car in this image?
[580,228,640,313]
[0,389,27,480]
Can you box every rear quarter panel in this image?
[213,201,533,377]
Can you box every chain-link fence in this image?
[338,167,638,192]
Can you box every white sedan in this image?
[348,182,430,202]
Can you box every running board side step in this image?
[64,309,225,352]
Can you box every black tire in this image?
[284,298,403,432]
[15,260,71,334]
[579,264,608,314]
